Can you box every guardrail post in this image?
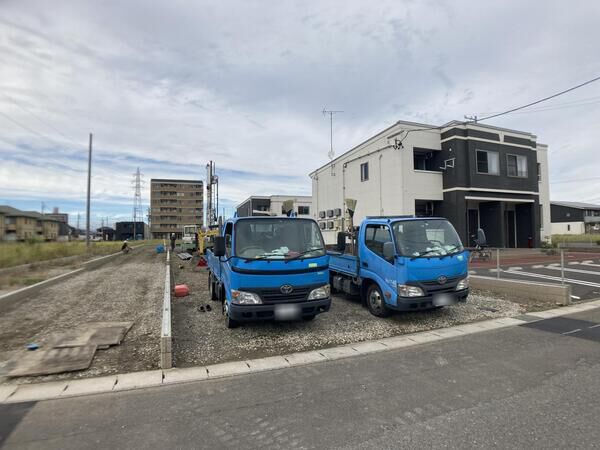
[160,250,172,369]
[560,249,565,286]
[496,248,500,279]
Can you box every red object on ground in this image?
[197,256,207,267]
[174,284,190,297]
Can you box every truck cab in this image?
[329,216,469,317]
[206,216,331,328]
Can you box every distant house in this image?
[0,206,61,241]
[551,201,600,235]
[236,195,312,217]
[96,226,115,241]
[115,221,147,240]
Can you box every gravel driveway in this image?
[0,247,164,384]
[171,257,526,368]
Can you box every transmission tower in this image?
[132,167,144,240]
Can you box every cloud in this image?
[1,0,600,226]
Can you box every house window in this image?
[298,206,310,215]
[476,150,499,175]
[567,224,571,232]
[507,154,528,177]
[360,162,369,181]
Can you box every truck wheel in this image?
[208,274,218,301]
[223,302,239,329]
[302,315,316,321]
[366,283,392,318]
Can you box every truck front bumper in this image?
[229,298,331,322]
[391,288,469,311]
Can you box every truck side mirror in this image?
[336,232,346,252]
[213,236,226,257]
[383,241,395,260]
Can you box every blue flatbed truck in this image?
[207,216,331,328]
[329,216,469,317]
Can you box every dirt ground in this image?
[0,246,165,385]
[171,256,528,368]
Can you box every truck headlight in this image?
[231,290,262,305]
[308,284,330,300]
[398,285,424,297]
[455,277,469,291]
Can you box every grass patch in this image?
[552,234,600,245]
[0,241,127,269]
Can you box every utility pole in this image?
[86,133,92,248]
[322,108,343,175]
[41,202,45,215]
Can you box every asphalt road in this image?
[3,308,600,449]
[472,259,600,300]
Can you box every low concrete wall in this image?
[160,251,172,369]
[471,275,571,305]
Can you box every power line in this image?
[551,176,600,184]
[476,75,600,122]
[0,109,83,148]
[2,94,81,145]
[396,74,600,145]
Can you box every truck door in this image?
[363,224,397,299]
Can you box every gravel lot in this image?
[171,256,527,368]
[0,246,164,385]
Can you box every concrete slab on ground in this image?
[7,345,98,377]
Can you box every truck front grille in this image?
[240,286,313,304]
[418,276,461,295]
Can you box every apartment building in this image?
[236,195,312,217]
[0,206,61,241]
[310,120,550,248]
[150,179,203,239]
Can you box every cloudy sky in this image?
[1,0,599,228]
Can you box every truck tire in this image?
[223,302,239,329]
[302,315,316,321]
[366,283,392,318]
[208,274,218,301]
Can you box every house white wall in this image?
[269,195,312,216]
[310,121,443,243]
[536,143,552,242]
[551,221,585,235]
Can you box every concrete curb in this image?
[160,251,172,369]
[4,298,600,404]
[0,244,148,306]
[471,275,572,305]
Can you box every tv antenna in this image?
[322,108,343,160]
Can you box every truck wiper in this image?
[242,254,279,263]
[440,245,461,259]
[284,247,325,263]
[410,248,442,260]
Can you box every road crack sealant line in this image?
[3,298,600,404]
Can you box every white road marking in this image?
[532,265,544,269]
[469,270,477,275]
[588,324,600,329]
[562,328,581,335]
[504,270,600,288]
[507,266,523,271]
[571,295,581,300]
[548,263,560,267]
[580,262,600,267]
[582,260,594,264]
[544,266,600,276]
[568,262,581,265]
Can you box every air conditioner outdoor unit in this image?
[319,211,326,219]
[327,221,334,229]
[319,221,326,230]
[334,208,342,216]
[327,210,334,218]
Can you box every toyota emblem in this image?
[280,284,294,294]
[437,275,448,285]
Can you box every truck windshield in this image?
[392,219,464,258]
[234,218,325,260]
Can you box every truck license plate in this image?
[432,293,456,307]
[274,304,301,321]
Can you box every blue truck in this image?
[329,216,469,317]
[206,216,331,328]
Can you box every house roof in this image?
[0,206,61,221]
[551,201,600,210]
